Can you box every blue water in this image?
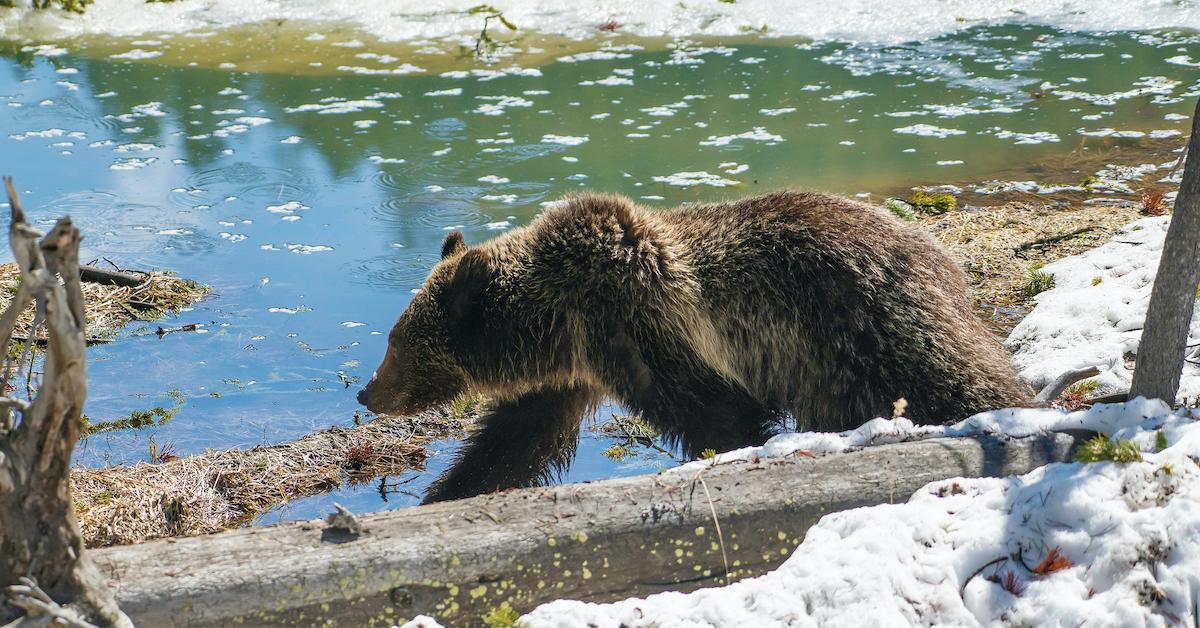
[0,24,1195,520]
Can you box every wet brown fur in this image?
[359,191,1033,501]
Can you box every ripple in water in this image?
[186,162,316,205]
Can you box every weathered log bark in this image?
[1130,98,1200,402]
[0,178,130,627]
[91,432,1081,627]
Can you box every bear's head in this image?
[357,231,505,415]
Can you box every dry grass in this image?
[0,263,209,342]
[73,404,480,547]
[921,200,1142,312]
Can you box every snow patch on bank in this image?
[2,0,1199,45]
[1006,215,1200,402]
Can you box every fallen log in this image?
[92,432,1082,627]
[79,264,145,288]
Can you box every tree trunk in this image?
[1130,99,1200,402]
[0,177,130,627]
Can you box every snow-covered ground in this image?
[1007,214,1200,404]
[397,398,1199,627]
[1,0,1199,45]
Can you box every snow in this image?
[397,398,1200,628]
[1005,216,1200,403]
[2,0,1199,45]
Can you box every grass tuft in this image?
[1074,435,1143,464]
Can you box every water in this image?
[0,24,1196,521]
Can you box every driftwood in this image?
[0,178,130,627]
[77,266,144,289]
[1131,98,1200,402]
[1034,366,1102,404]
[91,432,1081,627]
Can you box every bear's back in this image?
[652,191,1027,428]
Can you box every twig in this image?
[1013,227,1098,258]
[960,556,1008,599]
[694,472,730,585]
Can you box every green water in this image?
[0,24,1195,521]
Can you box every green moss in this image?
[482,603,520,627]
[698,448,717,460]
[909,191,957,215]
[1081,175,1099,188]
[1022,269,1056,298]
[1074,435,1143,463]
[1155,430,1168,452]
[1091,276,1103,286]
[884,198,919,221]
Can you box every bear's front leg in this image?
[423,384,602,503]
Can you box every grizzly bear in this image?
[358,191,1032,502]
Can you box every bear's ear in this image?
[442,248,492,323]
[441,231,467,259]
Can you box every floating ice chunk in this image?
[266,201,308,214]
[280,136,302,144]
[114,143,157,152]
[478,175,510,184]
[284,99,383,115]
[110,48,162,60]
[993,129,1060,144]
[110,157,156,170]
[558,50,633,63]
[473,95,533,115]
[892,124,966,138]
[700,127,784,147]
[284,244,333,254]
[652,171,739,187]
[822,89,874,101]
[578,76,634,86]
[540,134,588,146]
[337,64,423,75]
[235,116,271,126]
[22,44,67,57]
[368,155,405,164]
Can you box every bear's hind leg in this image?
[423,384,601,503]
